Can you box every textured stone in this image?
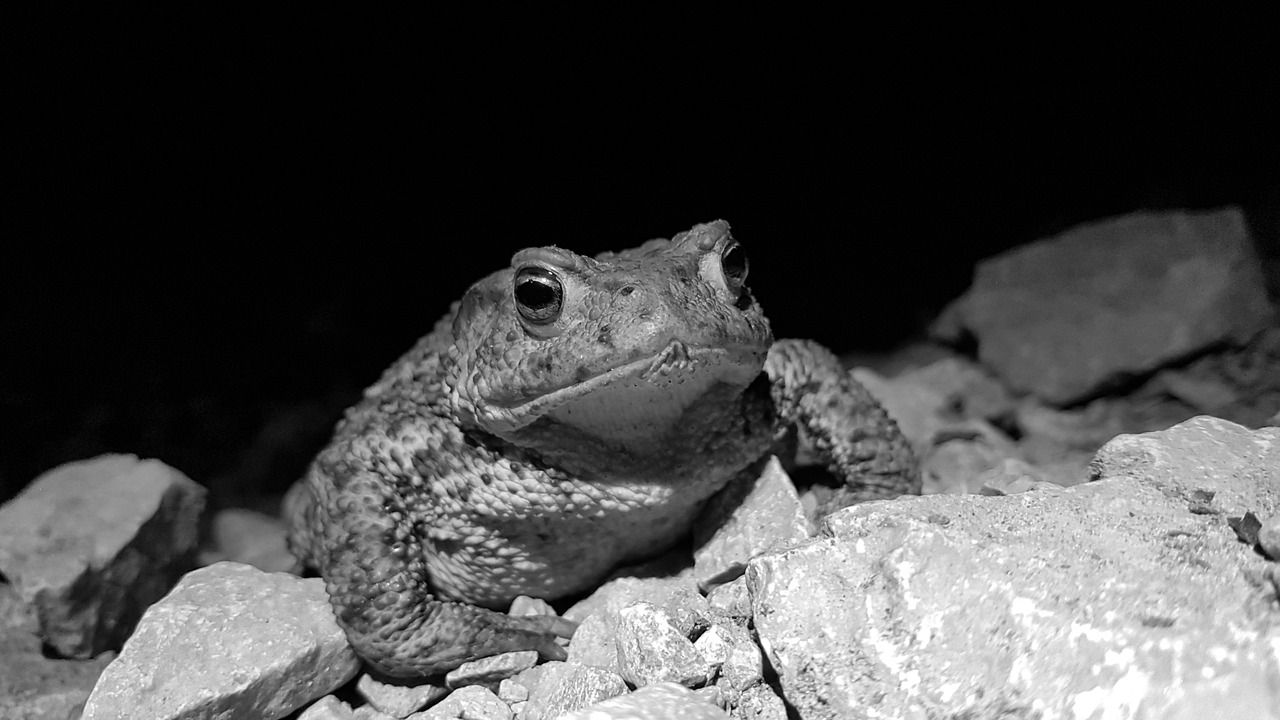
[564,572,703,675]
[729,683,787,720]
[0,454,206,658]
[934,207,1274,404]
[0,576,114,720]
[82,562,359,720]
[408,684,509,720]
[298,695,358,720]
[704,576,751,623]
[1089,415,1280,518]
[976,457,1066,496]
[560,681,731,719]
[747,417,1280,719]
[615,602,711,688]
[356,673,448,718]
[444,650,538,689]
[520,661,627,720]
[565,611,620,673]
[693,457,812,590]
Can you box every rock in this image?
[199,507,297,573]
[704,577,751,623]
[747,416,1280,718]
[0,578,115,720]
[615,602,711,688]
[444,650,538,689]
[410,684,509,720]
[298,696,360,720]
[0,454,206,658]
[356,673,448,718]
[728,683,787,720]
[565,611,621,673]
[716,624,763,692]
[496,678,528,703]
[559,681,731,720]
[934,207,1274,405]
[508,595,557,617]
[1089,415,1279,518]
[519,661,627,720]
[564,574,701,625]
[693,624,729,666]
[81,562,359,720]
[563,573,702,675]
[977,457,1066,495]
[693,456,813,590]
[1258,515,1280,561]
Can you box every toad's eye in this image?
[514,266,563,324]
[721,242,749,290]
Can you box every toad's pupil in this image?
[722,244,748,285]
[517,279,558,310]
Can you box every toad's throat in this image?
[506,340,764,439]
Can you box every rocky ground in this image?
[2,206,1278,719]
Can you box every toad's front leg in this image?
[764,338,920,509]
[287,457,575,678]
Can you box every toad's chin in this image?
[480,340,765,438]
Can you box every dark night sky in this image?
[4,11,1277,502]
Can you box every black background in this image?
[5,10,1277,505]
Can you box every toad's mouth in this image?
[486,340,766,438]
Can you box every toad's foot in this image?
[290,469,577,677]
[765,338,920,511]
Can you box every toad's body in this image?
[287,221,917,676]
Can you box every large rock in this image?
[0,454,206,658]
[934,207,1274,405]
[82,562,360,720]
[747,416,1280,719]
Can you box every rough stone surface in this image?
[560,681,732,720]
[199,507,297,573]
[81,561,360,720]
[1259,515,1280,560]
[693,457,813,590]
[508,594,557,617]
[729,683,788,720]
[565,611,620,673]
[298,695,359,720]
[0,576,114,720]
[704,577,752,623]
[409,684,509,720]
[564,573,701,625]
[977,457,1066,496]
[356,673,448,718]
[0,454,206,658]
[748,416,1280,719]
[496,677,529,702]
[564,572,704,674]
[933,207,1274,405]
[716,624,763,692]
[1089,415,1280,518]
[520,661,627,720]
[444,649,538,689]
[615,602,711,689]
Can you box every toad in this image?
[286,220,918,676]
